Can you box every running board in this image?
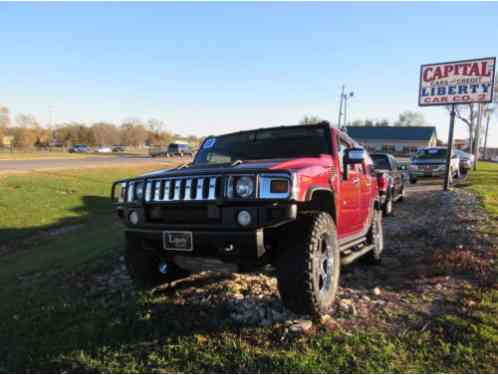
[341,244,375,265]
[339,236,367,251]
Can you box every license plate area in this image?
[163,231,193,251]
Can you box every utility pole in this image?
[337,85,354,129]
[337,85,345,128]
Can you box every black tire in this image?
[409,177,417,184]
[363,209,384,265]
[125,237,190,290]
[398,185,405,202]
[382,192,393,216]
[276,212,340,316]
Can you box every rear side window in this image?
[371,155,391,170]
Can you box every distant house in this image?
[1,135,14,147]
[345,126,438,156]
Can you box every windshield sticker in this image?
[203,138,216,149]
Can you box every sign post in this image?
[419,57,496,190]
[444,105,456,191]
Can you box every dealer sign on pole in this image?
[418,56,496,191]
[419,57,496,106]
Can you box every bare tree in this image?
[0,105,10,129]
[16,113,39,129]
[91,122,120,146]
[300,115,325,125]
[394,111,426,127]
[449,104,476,153]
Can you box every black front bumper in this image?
[127,227,266,262]
[123,203,297,263]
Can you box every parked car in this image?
[408,147,460,184]
[149,146,167,157]
[455,149,474,173]
[370,153,405,216]
[96,146,112,153]
[112,122,385,316]
[112,145,126,153]
[167,143,193,157]
[68,144,91,153]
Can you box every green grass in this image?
[466,161,498,220]
[0,151,114,160]
[0,164,497,373]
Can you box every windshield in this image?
[194,126,330,165]
[371,155,391,170]
[414,148,447,160]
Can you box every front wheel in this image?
[276,212,340,316]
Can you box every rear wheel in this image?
[276,212,340,316]
[382,192,393,216]
[125,237,190,290]
[398,185,406,202]
[362,210,384,265]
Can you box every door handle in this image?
[352,177,360,185]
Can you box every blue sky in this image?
[1,2,497,146]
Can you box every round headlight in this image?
[235,176,254,198]
[237,210,252,226]
[128,210,139,225]
[134,182,144,200]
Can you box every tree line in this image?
[0,105,202,150]
[300,111,429,127]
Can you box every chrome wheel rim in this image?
[317,234,333,295]
[374,214,384,254]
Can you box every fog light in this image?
[128,210,139,225]
[237,210,252,226]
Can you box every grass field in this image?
[0,164,497,372]
[0,149,150,160]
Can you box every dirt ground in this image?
[91,180,496,334]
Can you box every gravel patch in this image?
[92,186,497,334]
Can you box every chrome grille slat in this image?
[147,175,220,202]
[208,177,216,200]
[173,180,181,200]
[162,180,171,201]
[145,181,152,202]
[154,181,161,201]
[196,177,205,200]
[184,178,192,200]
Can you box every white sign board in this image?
[419,57,496,106]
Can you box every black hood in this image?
[140,159,291,178]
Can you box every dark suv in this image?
[370,153,405,216]
[112,122,384,316]
[167,143,193,157]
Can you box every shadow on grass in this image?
[0,195,112,245]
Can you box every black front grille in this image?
[145,206,220,225]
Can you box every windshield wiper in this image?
[174,162,192,170]
[231,160,244,166]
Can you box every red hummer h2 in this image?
[112,122,384,316]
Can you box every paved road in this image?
[0,155,187,174]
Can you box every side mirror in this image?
[343,148,365,180]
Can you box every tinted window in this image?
[194,126,329,165]
[415,148,447,159]
[371,155,391,170]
